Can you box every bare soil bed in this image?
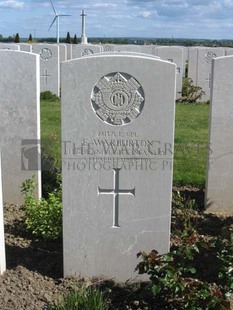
[0,188,232,310]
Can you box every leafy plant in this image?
[40,91,60,102]
[47,285,108,310]
[178,78,205,103]
[21,175,62,240]
[136,195,232,309]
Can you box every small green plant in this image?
[40,91,60,102]
[21,175,62,240]
[178,78,205,103]
[47,285,108,310]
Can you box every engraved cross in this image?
[205,73,212,88]
[98,168,135,227]
[42,70,50,85]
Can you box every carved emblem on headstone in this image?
[91,72,144,125]
[103,45,112,52]
[81,48,94,57]
[40,48,52,61]
[205,51,217,64]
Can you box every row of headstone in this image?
[3,43,233,102]
[1,49,233,282]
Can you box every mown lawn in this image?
[40,101,210,187]
[173,103,210,187]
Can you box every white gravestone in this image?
[19,43,32,52]
[156,47,184,100]
[188,48,224,102]
[62,54,176,281]
[115,45,141,53]
[0,51,41,205]
[141,45,157,56]
[0,150,6,275]
[206,55,233,214]
[71,44,102,59]
[0,44,19,51]
[32,44,60,96]
[58,44,67,62]
[66,44,72,60]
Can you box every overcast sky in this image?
[0,0,233,39]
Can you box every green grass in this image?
[40,101,210,187]
[40,99,61,167]
[173,103,210,187]
[47,286,108,310]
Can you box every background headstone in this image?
[62,54,176,281]
[32,44,60,96]
[156,47,184,99]
[114,45,141,53]
[58,44,67,63]
[188,47,224,102]
[0,44,19,51]
[206,55,233,214]
[71,44,102,59]
[19,43,32,52]
[0,51,41,205]
[0,150,6,275]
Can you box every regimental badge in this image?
[40,48,52,61]
[91,72,145,126]
[205,51,217,64]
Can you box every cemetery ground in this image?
[0,99,232,309]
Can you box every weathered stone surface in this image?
[206,55,233,214]
[0,51,41,205]
[62,54,176,281]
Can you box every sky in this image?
[0,0,233,40]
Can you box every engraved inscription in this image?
[81,48,94,57]
[40,48,52,61]
[91,72,145,126]
[98,168,135,227]
[205,51,217,64]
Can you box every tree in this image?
[73,34,78,44]
[66,32,71,44]
[28,33,32,42]
[14,33,20,43]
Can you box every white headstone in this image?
[71,44,102,59]
[141,45,157,56]
[156,47,184,99]
[206,55,233,214]
[19,43,32,52]
[0,51,41,205]
[0,150,6,275]
[115,45,141,53]
[188,47,224,102]
[62,54,176,281]
[32,44,60,96]
[0,44,20,51]
[66,44,72,60]
[58,44,67,62]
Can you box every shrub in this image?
[40,91,60,102]
[178,78,205,103]
[21,175,62,240]
[136,195,232,309]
